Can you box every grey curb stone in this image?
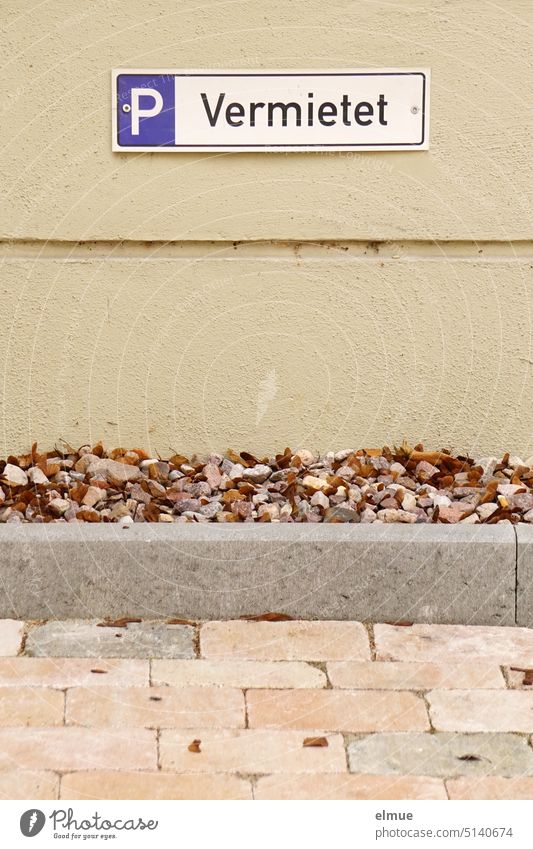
[0,524,515,623]
[516,524,533,627]
[347,732,533,778]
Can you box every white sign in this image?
[112,68,430,152]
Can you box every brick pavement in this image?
[0,619,533,799]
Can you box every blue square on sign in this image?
[116,74,175,147]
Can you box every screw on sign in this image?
[20,809,46,837]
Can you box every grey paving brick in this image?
[25,620,195,659]
[347,732,533,778]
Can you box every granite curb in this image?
[0,524,521,624]
[516,524,533,627]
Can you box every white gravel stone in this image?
[27,467,48,485]
[82,486,105,508]
[302,475,329,491]
[432,494,452,508]
[199,502,223,519]
[477,503,499,520]
[310,491,329,509]
[48,498,70,516]
[54,471,71,486]
[242,464,272,483]
[139,459,160,469]
[334,449,354,462]
[497,484,524,497]
[120,516,134,526]
[86,459,142,483]
[379,509,417,523]
[295,449,316,465]
[2,464,28,486]
[258,503,280,520]
[402,491,417,512]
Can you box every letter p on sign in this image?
[130,88,163,135]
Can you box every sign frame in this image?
[112,68,430,153]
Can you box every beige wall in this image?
[1,0,532,455]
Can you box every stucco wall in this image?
[1,0,532,455]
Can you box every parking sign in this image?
[112,69,429,152]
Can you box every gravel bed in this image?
[0,442,532,525]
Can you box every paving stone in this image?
[375,624,533,665]
[0,620,24,656]
[152,659,326,689]
[255,774,447,800]
[60,771,252,800]
[160,729,347,773]
[25,620,195,659]
[246,689,429,732]
[327,661,505,690]
[0,616,531,800]
[428,690,533,732]
[0,687,64,726]
[0,771,59,800]
[347,732,533,777]
[66,686,245,728]
[447,777,533,800]
[0,657,149,688]
[0,727,157,771]
[201,621,370,661]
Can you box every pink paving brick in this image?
[0,620,24,656]
[0,771,59,800]
[151,659,326,689]
[447,777,533,800]
[255,774,447,800]
[0,727,157,771]
[0,686,64,726]
[200,620,370,661]
[66,686,245,728]
[0,657,149,688]
[61,771,252,800]
[160,729,347,774]
[247,689,430,732]
[375,624,533,665]
[327,661,505,690]
[428,690,533,733]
